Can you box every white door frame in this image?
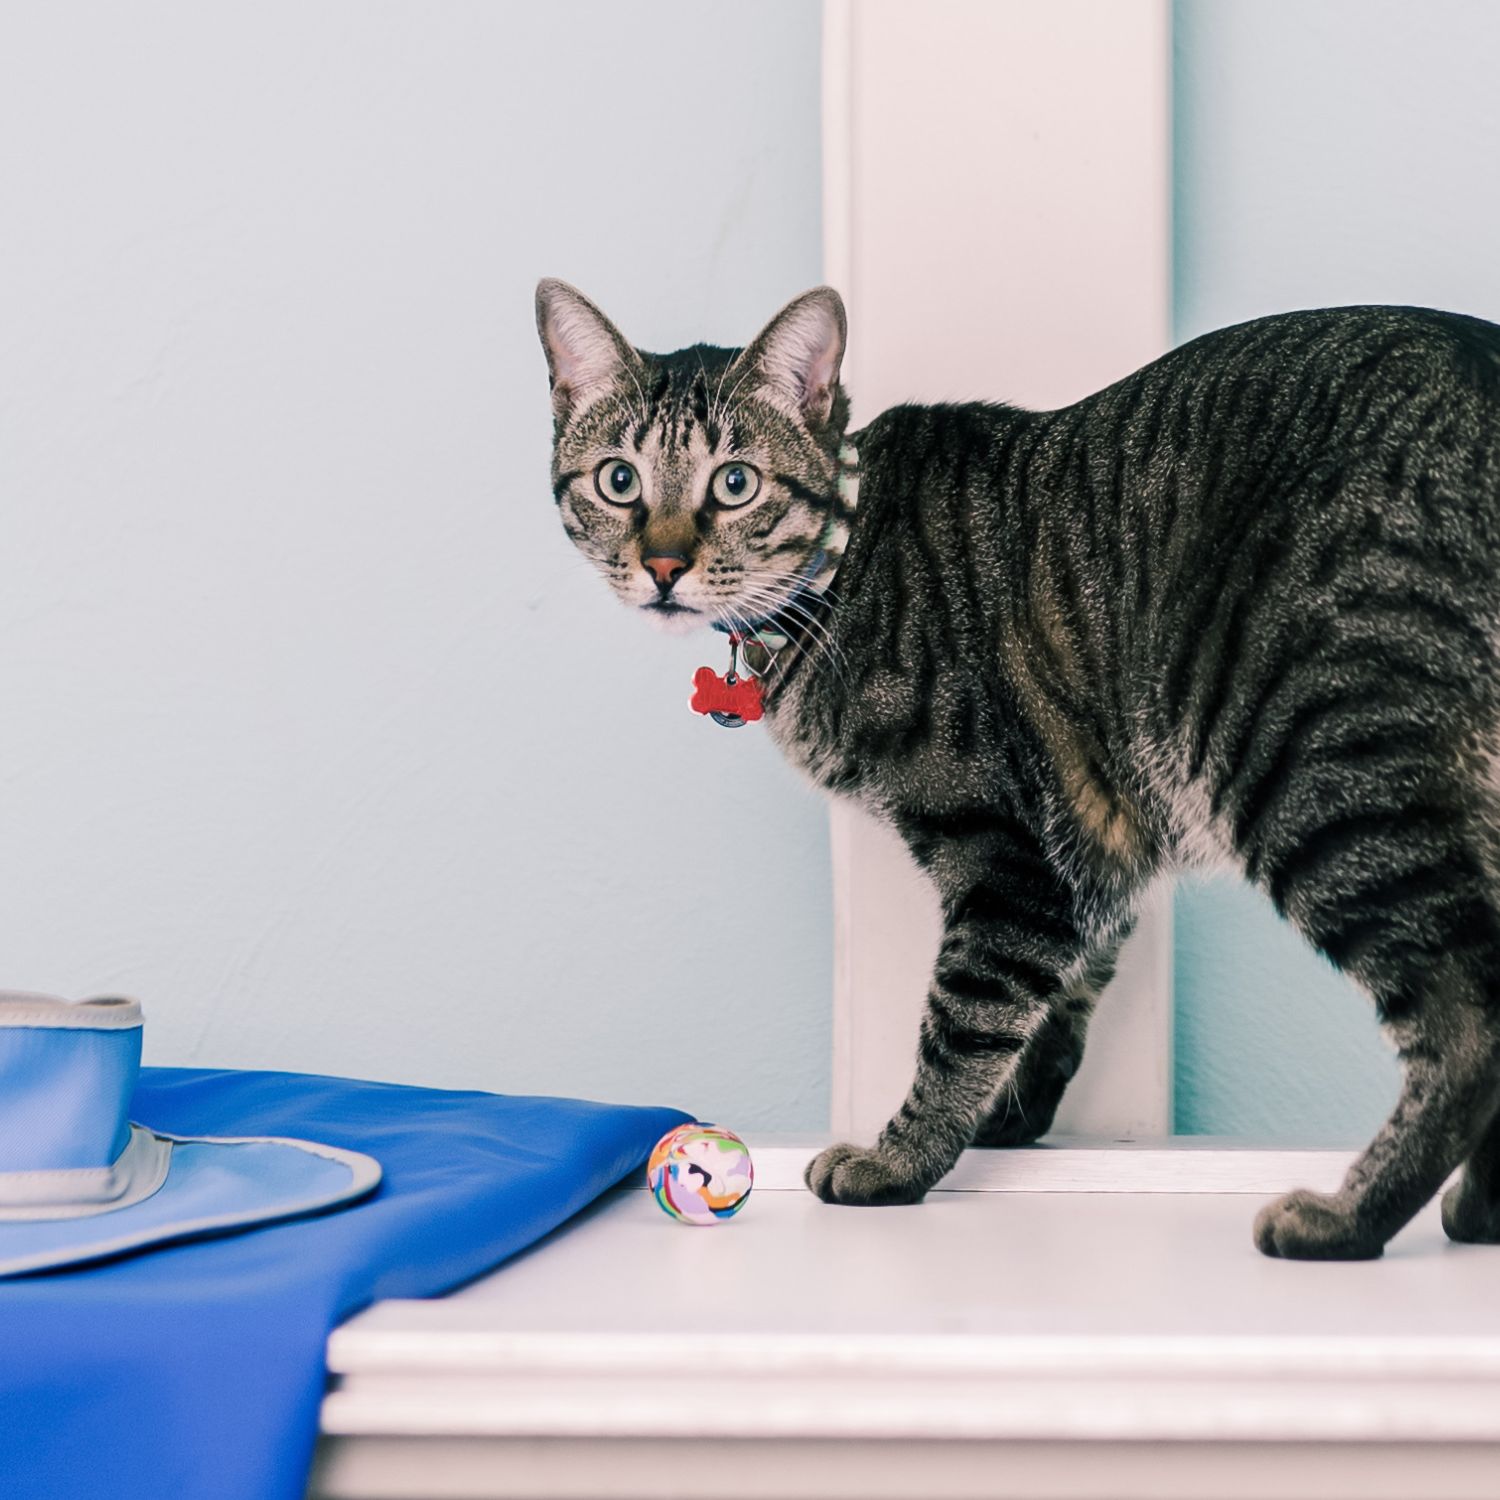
[822,0,1174,1141]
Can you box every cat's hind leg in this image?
[1244,798,1500,1259]
[1442,733,1500,1244]
[1253,971,1500,1259]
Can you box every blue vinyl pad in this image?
[0,1067,689,1500]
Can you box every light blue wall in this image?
[0,2,828,1128]
[11,0,1494,1142]
[1171,0,1500,1137]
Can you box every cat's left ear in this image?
[734,287,847,428]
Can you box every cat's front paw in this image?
[1253,1188,1383,1261]
[804,1142,926,1206]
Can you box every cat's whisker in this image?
[741,562,841,598]
[775,617,852,687]
[710,346,750,430]
[737,571,846,646]
[618,357,651,430]
[695,353,722,432]
[732,582,851,687]
[715,355,761,425]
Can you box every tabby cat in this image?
[536,278,1500,1260]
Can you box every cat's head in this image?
[536,280,850,636]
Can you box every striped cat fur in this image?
[537,279,1500,1260]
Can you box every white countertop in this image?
[311,1140,1500,1500]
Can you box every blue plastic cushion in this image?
[0,1067,689,1500]
[0,1021,139,1169]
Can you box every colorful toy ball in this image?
[647,1123,753,1225]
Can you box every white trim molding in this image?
[822,0,1175,1141]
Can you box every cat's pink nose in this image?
[642,552,689,591]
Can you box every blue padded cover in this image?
[0,1014,139,1169]
[0,1067,689,1500]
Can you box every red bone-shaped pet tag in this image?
[690,667,763,728]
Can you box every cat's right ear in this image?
[535,279,641,421]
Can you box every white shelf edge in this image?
[327,1330,1500,1381]
[682,1138,1366,1194]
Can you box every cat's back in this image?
[1052,302,1500,576]
[1015,304,1500,783]
[1092,303,1500,478]
[1140,303,1500,402]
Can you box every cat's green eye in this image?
[595,459,642,506]
[710,462,761,508]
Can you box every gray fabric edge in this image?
[0,1125,171,1220]
[0,1134,382,1278]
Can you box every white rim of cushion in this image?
[0,1133,383,1277]
[0,993,142,1029]
[0,1124,171,1221]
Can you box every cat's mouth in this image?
[638,598,706,635]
